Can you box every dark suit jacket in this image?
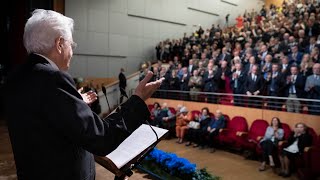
[244,73,264,93]
[285,132,312,156]
[266,72,284,96]
[283,74,305,98]
[4,54,150,180]
[203,71,218,92]
[230,71,247,94]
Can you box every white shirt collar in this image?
[34,53,59,71]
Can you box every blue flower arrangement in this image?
[142,148,220,180]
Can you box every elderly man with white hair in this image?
[4,9,164,180]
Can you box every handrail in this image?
[153,89,320,103]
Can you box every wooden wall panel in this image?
[146,98,320,134]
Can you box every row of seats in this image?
[147,104,320,179]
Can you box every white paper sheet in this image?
[106,124,168,168]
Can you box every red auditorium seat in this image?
[254,123,292,158]
[148,104,154,112]
[168,107,176,115]
[190,110,201,120]
[238,119,269,154]
[297,135,320,180]
[277,123,293,152]
[219,116,248,150]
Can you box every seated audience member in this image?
[151,102,161,118]
[201,110,225,153]
[165,104,183,137]
[185,107,212,147]
[153,103,173,127]
[259,117,284,171]
[278,123,312,177]
[175,107,192,144]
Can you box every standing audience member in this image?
[285,66,305,113]
[304,63,320,115]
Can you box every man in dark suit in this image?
[284,66,305,113]
[265,64,284,110]
[118,68,128,103]
[231,63,247,106]
[244,65,264,108]
[4,9,164,180]
[218,47,231,64]
[288,45,303,65]
[203,63,219,103]
[187,59,198,75]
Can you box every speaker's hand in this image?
[134,71,165,101]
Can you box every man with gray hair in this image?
[4,9,164,180]
[304,63,320,115]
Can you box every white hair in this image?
[23,9,74,54]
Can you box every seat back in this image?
[168,107,176,115]
[307,127,318,146]
[248,119,269,140]
[223,114,230,129]
[281,123,292,140]
[229,116,248,133]
[190,110,201,120]
[209,113,215,119]
[148,104,154,112]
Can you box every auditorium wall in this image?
[146,98,320,135]
[65,0,263,78]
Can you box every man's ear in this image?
[55,36,64,54]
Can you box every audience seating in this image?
[147,104,320,179]
[219,116,248,150]
[238,119,269,153]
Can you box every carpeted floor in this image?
[0,121,298,180]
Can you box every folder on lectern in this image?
[94,124,169,177]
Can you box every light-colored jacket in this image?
[260,126,284,143]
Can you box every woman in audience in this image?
[175,107,192,144]
[185,107,211,147]
[151,102,161,119]
[300,54,314,77]
[258,117,284,171]
[278,123,313,177]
